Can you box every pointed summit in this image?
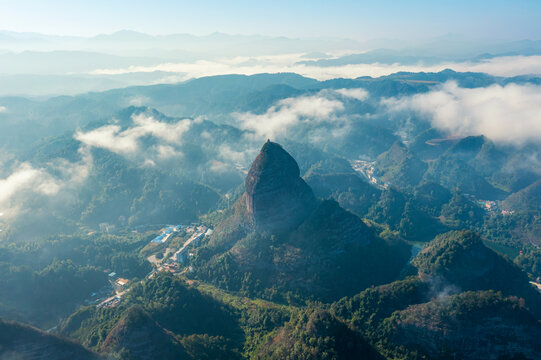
[245,141,316,232]
[196,142,410,301]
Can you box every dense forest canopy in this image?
[0,68,540,359]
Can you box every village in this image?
[350,159,516,216]
[462,193,515,216]
[87,223,212,309]
[350,159,390,190]
[148,224,212,277]
[83,160,531,310]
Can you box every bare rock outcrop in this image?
[245,141,316,233]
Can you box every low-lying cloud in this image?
[235,92,344,139]
[0,163,59,204]
[383,81,541,145]
[453,55,541,77]
[334,88,369,101]
[75,113,191,156]
[0,148,93,219]
[91,54,541,82]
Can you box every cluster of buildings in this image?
[97,295,121,308]
[114,277,129,288]
[84,283,114,306]
[99,222,116,233]
[350,160,389,189]
[464,194,515,216]
[151,225,184,243]
[147,224,211,278]
[474,199,498,212]
[89,224,212,308]
[91,272,130,308]
[171,227,211,265]
[108,272,129,288]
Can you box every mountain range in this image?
[0,68,540,359]
[4,142,538,359]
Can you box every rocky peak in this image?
[245,141,316,232]
[246,140,300,193]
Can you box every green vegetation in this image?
[253,308,382,360]
[374,141,427,189]
[382,291,541,359]
[0,231,153,326]
[412,230,541,317]
[61,273,242,349]
[80,148,220,227]
[0,260,107,327]
[1,71,541,359]
[0,318,100,360]
[515,247,541,280]
[61,272,296,359]
[193,199,410,303]
[333,277,428,325]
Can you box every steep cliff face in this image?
[245,141,317,232]
[195,142,410,301]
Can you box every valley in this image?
[0,70,540,359]
[2,3,541,358]
[84,223,213,310]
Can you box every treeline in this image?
[0,260,107,326]
[0,232,153,326]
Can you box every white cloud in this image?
[53,147,93,185]
[75,113,191,156]
[0,163,55,204]
[235,93,344,139]
[208,160,231,174]
[155,145,179,159]
[75,124,139,154]
[130,113,191,143]
[215,144,259,169]
[143,158,156,167]
[452,55,541,77]
[0,106,7,113]
[334,88,369,101]
[127,96,150,106]
[0,148,93,214]
[383,81,541,145]
[217,145,251,164]
[89,54,541,82]
[0,149,94,227]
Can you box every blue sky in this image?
[0,0,540,40]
